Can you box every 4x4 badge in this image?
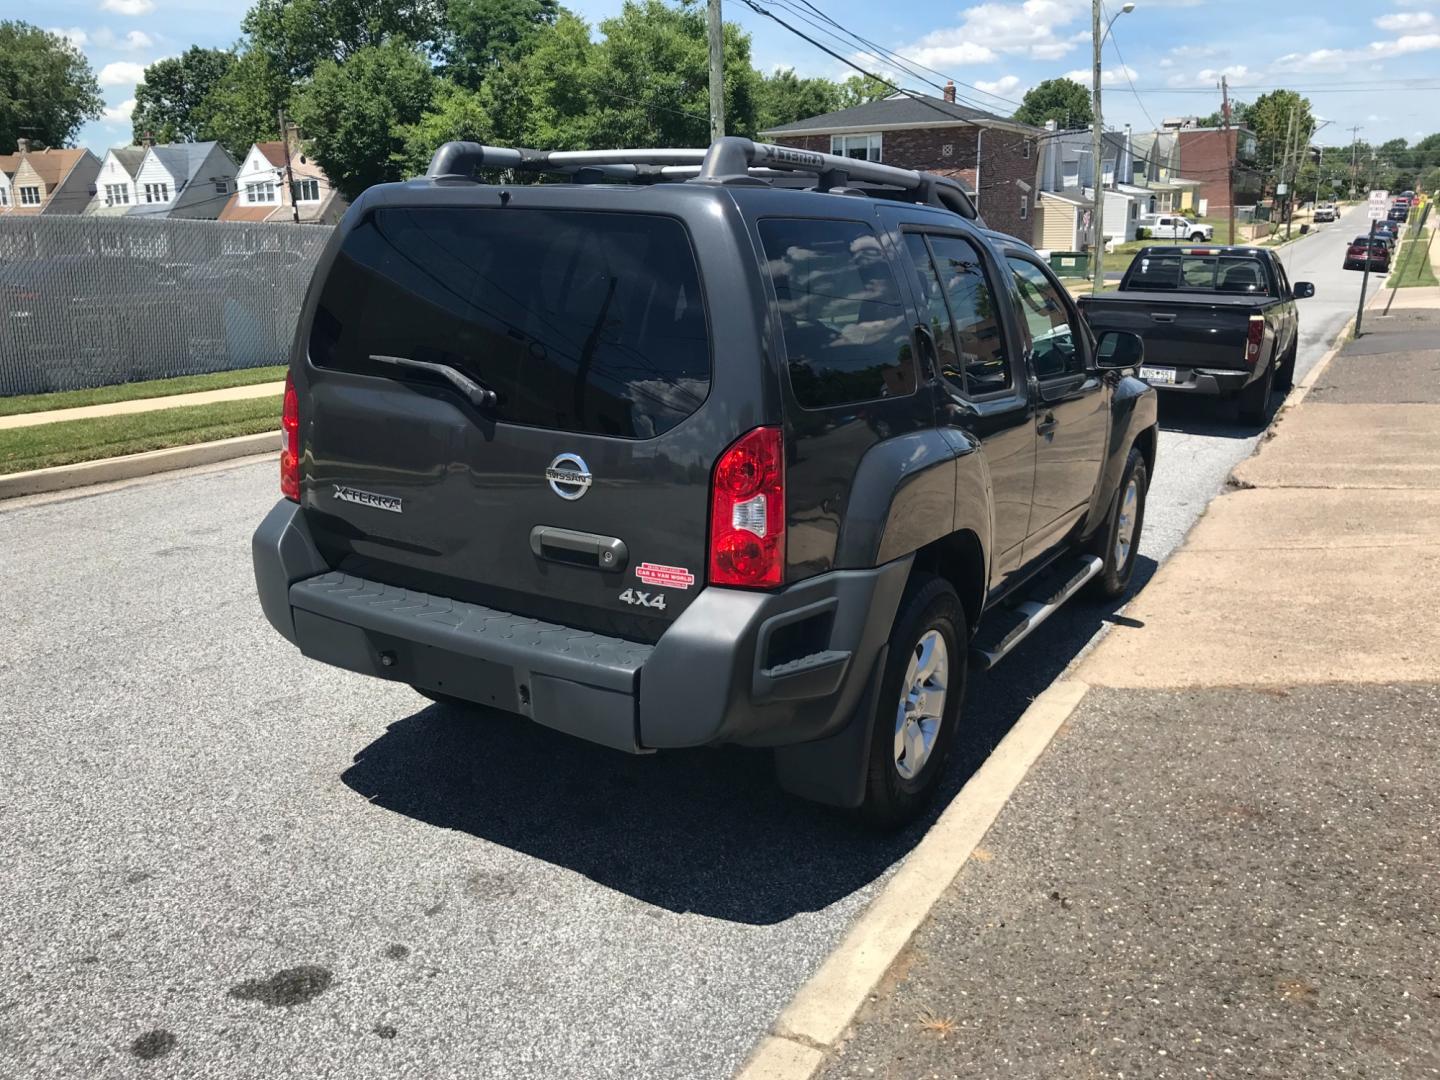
[545,453,592,500]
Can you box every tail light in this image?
[1244,316,1265,367]
[280,372,300,501]
[709,426,785,588]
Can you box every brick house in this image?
[759,85,1044,242]
[1174,127,1262,213]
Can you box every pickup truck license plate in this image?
[1139,366,1177,385]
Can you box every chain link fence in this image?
[0,216,333,396]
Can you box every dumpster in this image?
[1048,251,1089,278]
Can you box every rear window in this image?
[758,218,916,409]
[1124,253,1272,295]
[309,207,710,439]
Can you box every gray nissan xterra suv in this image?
[253,137,1157,826]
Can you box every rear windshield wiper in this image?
[369,354,499,409]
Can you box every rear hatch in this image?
[295,195,751,642]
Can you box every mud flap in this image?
[772,644,889,809]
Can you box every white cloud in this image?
[1165,63,1252,87]
[898,0,1089,68]
[100,0,156,14]
[1065,64,1139,87]
[48,26,89,47]
[1375,10,1435,28]
[102,98,136,123]
[975,74,1024,98]
[1272,47,1355,72]
[94,27,156,50]
[1385,30,1440,51]
[99,60,147,86]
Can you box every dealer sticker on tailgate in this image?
[1138,366,1177,385]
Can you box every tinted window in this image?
[1124,253,1272,295]
[759,218,915,409]
[902,233,960,383]
[1008,257,1084,380]
[928,236,1011,394]
[309,208,710,439]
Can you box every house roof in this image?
[12,148,91,191]
[148,141,224,184]
[109,146,147,176]
[1041,189,1090,207]
[760,94,1040,137]
[255,141,288,168]
[217,191,274,222]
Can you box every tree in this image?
[0,21,102,149]
[838,74,890,109]
[1012,78,1092,129]
[241,0,443,84]
[292,41,437,199]
[757,68,840,131]
[131,47,236,144]
[1244,89,1312,176]
[200,49,290,157]
[400,82,496,172]
[441,0,560,89]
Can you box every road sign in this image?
[1369,190,1390,220]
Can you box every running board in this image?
[969,555,1103,672]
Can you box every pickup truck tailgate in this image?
[1080,291,1263,371]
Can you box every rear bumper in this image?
[1142,367,1254,397]
[253,500,909,755]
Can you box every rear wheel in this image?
[860,576,967,829]
[1086,446,1149,599]
[1237,357,1276,424]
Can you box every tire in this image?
[1190,232,1207,242]
[1085,445,1149,599]
[1237,356,1276,425]
[859,576,967,829]
[1275,340,1297,392]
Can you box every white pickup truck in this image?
[1138,213,1213,242]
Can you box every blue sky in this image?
[35,0,1440,152]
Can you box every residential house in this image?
[0,161,12,211]
[759,84,1043,242]
[0,141,101,215]
[84,146,147,215]
[1126,129,1201,213]
[130,141,237,219]
[1034,126,1139,248]
[218,139,347,224]
[1173,126,1262,213]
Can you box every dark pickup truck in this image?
[1079,246,1314,423]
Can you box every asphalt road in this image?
[0,208,1373,1080]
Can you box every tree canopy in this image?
[1013,78,1092,129]
[0,20,102,150]
[131,47,236,145]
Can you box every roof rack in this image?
[425,136,979,221]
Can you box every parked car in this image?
[1078,246,1311,424]
[1313,203,1337,222]
[1374,221,1401,248]
[252,137,1158,826]
[1138,214,1214,242]
[1388,205,1410,223]
[1344,235,1392,272]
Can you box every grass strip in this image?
[0,366,287,417]
[0,395,281,474]
[1386,233,1438,288]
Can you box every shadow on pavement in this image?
[340,555,1159,925]
[1156,393,1272,438]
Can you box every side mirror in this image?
[1293,281,1315,299]
[1095,330,1144,370]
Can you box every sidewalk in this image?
[809,297,1440,1077]
[0,380,284,430]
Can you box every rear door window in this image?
[308,207,710,439]
[901,232,1012,395]
[759,218,916,409]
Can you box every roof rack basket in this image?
[425,136,979,221]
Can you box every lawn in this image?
[0,365,287,417]
[0,395,281,474]
[1386,232,1438,288]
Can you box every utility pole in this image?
[1279,105,1295,239]
[707,0,724,141]
[1090,0,1105,293]
[1349,125,1361,197]
[277,108,300,224]
[1221,75,1236,244]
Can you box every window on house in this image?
[214,180,228,195]
[1020,195,1029,221]
[144,182,170,203]
[293,178,320,202]
[19,186,42,206]
[1023,140,1032,160]
[104,184,130,206]
[0,189,9,207]
[830,133,882,162]
[245,181,277,204]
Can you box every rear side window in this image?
[309,207,710,439]
[1124,253,1272,295]
[759,218,915,409]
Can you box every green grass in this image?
[1386,232,1438,288]
[0,395,281,474]
[0,365,287,417]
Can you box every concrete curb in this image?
[0,430,278,500]
[736,678,1093,1080]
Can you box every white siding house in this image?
[85,146,147,215]
[130,142,237,219]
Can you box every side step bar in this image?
[969,555,1103,672]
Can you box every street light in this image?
[1311,118,1334,209]
[1091,0,1135,293]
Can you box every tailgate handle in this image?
[1149,313,1177,322]
[530,526,628,572]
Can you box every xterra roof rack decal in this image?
[423,136,980,221]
